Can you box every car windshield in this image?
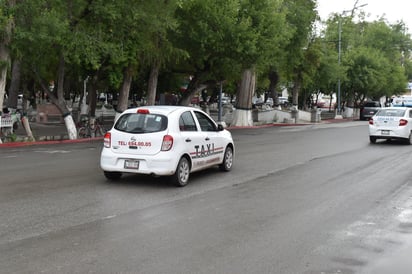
[364,102,380,107]
[114,113,168,133]
[375,109,405,117]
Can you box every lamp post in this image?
[337,2,367,116]
[80,76,89,116]
[218,81,223,122]
[337,18,343,115]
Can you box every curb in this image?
[1,119,358,148]
[228,123,310,130]
[0,136,103,148]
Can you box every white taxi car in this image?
[368,107,412,144]
[100,106,234,186]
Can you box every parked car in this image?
[368,107,412,144]
[360,101,382,120]
[219,96,230,105]
[278,97,289,106]
[100,106,235,186]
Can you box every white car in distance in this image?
[368,107,412,144]
[100,106,235,186]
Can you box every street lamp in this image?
[337,2,367,116]
[80,76,89,116]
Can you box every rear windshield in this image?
[375,109,405,117]
[364,102,380,107]
[114,113,168,133]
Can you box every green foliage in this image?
[321,12,411,105]
[3,0,412,111]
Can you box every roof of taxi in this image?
[122,105,200,116]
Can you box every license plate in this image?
[124,159,139,169]
[381,130,389,135]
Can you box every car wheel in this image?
[219,146,233,171]
[369,136,377,144]
[173,157,190,187]
[104,171,122,180]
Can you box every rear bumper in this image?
[100,149,179,176]
[369,127,410,139]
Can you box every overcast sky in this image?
[316,0,412,33]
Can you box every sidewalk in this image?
[0,121,107,147]
[16,122,70,141]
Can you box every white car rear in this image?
[100,106,234,186]
[368,107,412,144]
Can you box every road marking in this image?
[102,215,116,220]
[1,155,17,159]
[34,150,71,154]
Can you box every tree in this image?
[278,0,317,108]
[0,0,15,144]
[172,0,244,106]
[322,12,411,109]
[11,0,102,139]
[231,0,287,126]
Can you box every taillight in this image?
[399,119,408,126]
[104,132,111,148]
[137,109,150,114]
[161,135,173,151]
[369,119,374,125]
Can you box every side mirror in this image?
[217,124,224,131]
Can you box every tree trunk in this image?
[179,74,201,106]
[19,80,35,141]
[291,71,302,109]
[146,62,159,106]
[7,60,21,109]
[34,57,77,140]
[21,115,34,141]
[116,65,133,119]
[0,42,9,111]
[0,1,14,143]
[56,55,77,139]
[88,76,98,117]
[178,68,211,106]
[0,44,8,144]
[232,68,255,127]
[268,69,279,106]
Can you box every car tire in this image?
[369,136,377,144]
[219,146,233,171]
[173,157,190,187]
[104,171,122,180]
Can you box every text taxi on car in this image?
[100,106,234,186]
[368,107,412,144]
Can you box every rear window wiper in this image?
[129,128,144,133]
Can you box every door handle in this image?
[185,138,191,142]
[205,137,210,141]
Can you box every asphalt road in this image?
[1,121,412,273]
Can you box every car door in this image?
[178,111,206,171]
[192,110,226,168]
